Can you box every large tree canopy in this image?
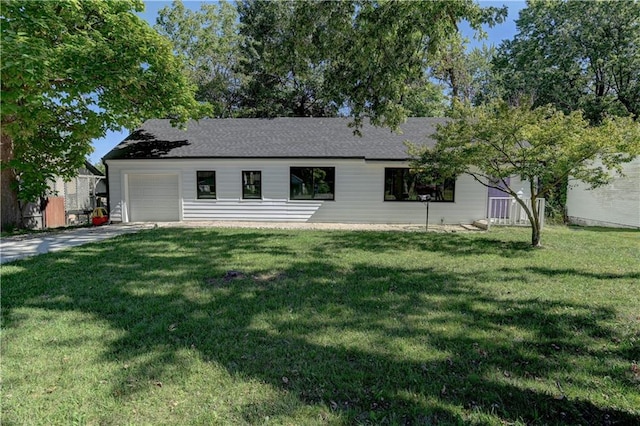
[1,0,208,227]
[236,0,341,118]
[156,0,242,117]
[408,100,640,246]
[320,0,506,130]
[156,0,504,123]
[494,0,640,123]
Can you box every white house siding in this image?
[310,161,487,224]
[508,177,531,198]
[566,158,640,228]
[106,159,488,224]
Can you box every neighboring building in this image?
[103,118,491,225]
[566,158,640,228]
[22,161,106,229]
[61,161,107,225]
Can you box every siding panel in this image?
[183,200,322,222]
[567,158,640,228]
[107,159,489,224]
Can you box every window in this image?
[242,171,262,199]
[197,171,216,199]
[384,168,455,202]
[290,167,335,200]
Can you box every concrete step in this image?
[471,219,489,230]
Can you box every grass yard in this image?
[1,226,639,425]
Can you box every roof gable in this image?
[82,160,104,176]
[103,117,448,161]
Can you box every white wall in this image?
[566,158,640,228]
[106,158,488,225]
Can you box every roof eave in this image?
[104,155,412,161]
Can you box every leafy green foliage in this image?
[408,100,640,246]
[487,0,640,220]
[158,0,504,125]
[236,0,342,118]
[429,34,503,106]
[156,0,242,117]
[0,0,208,212]
[401,79,448,117]
[494,0,640,123]
[322,0,507,130]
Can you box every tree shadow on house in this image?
[103,130,190,159]
[2,229,638,424]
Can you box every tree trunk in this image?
[1,132,20,230]
[514,194,543,248]
[448,68,459,101]
[531,223,542,247]
[528,183,543,248]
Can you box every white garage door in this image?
[128,174,179,222]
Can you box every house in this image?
[566,157,640,228]
[103,117,492,225]
[21,160,106,229]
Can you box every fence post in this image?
[538,199,546,230]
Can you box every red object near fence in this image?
[91,207,109,226]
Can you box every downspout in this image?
[104,160,110,220]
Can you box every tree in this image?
[156,0,346,119]
[465,44,504,106]
[155,0,243,117]
[320,0,506,130]
[93,161,106,175]
[429,33,473,103]
[236,0,341,117]
[401,76,448,118]
[491,0,640,220]
[235,0,505,124]
[154,0,504,123]
[408,100,640,247]
[1,0,208,229]
[429,33,503,106]
[494,0,640,124]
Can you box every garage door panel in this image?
[129,174,179,222]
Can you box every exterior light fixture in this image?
[419,194,432,231]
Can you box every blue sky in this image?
[88,0,526,164]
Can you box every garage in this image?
[128,174,180,222]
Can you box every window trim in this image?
[196,170,216,199]
[289,166,336,201]
[242,170,262,200]
[383,167,455,203]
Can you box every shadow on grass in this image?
[318,230,535,258]
[522,266,640,281]
[568,226,640,233]
[2,228,638,424]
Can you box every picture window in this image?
[290,167,335,200]
[384,168,454,202]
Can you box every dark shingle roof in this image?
[103,117,448,161]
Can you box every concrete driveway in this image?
[0,224,153,264]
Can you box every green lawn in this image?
[2,226,639,425]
